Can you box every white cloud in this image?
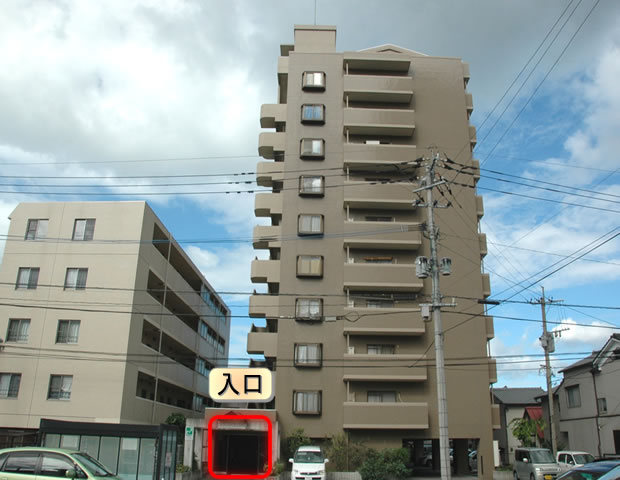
[551,318,615,349]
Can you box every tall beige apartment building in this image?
[0,202,230,444]
[247,26,498,475]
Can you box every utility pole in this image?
[414,151,454,480]
[534,287,564,456]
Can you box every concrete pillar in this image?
[432,439,440,470]
[453,439,469,475]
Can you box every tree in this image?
[325,433,368,472]
[284,428,310,460]
[510,417,546,447]
[164,413,186,445]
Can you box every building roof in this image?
[524,406,543,421]
[492,387,546,405]
[560,352,597,373]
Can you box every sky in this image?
[1,0,619,390]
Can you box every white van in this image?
[289,446,328,480]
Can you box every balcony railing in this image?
[343,263,423,292]
[249,294,279,318]
[343,181,416,210]
[344,74,413,103]
[343,221,421,250]
[344,143,418,171]
[342,307,425,336]
[258,132,285,159]
[344,53,411,72]
[253,225,282,249]
[256,162,284,187]
[344,108,415,136]
[343,353,427,382]
[260,104,287,129]
[255,193,283,217]
[343,402,428,429]
[247,325,278,358]
[251,259,280,284]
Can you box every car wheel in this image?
[514,471,519,480]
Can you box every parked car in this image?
[596,464,620,480]
[0,447,119,480]
[421,448,454,467]
[469,450,478,472]
[556,460,620,480]
[514,447,562,480]
[289,446,328,480]
[557,451,597,473]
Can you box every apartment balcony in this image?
[482,273,491,298]
[463,62,470,86]
[465,92,473,115]
[344,74,413,103]
[343,143,419,171]
[255,193,283,217]
[251,259,280,284]
[260,104,287,129]
[249,294,279,318]
[344,53,411,73]
[488,358,498,384]
[343,402,428,430]
[476,195,484,219]
[343,221,421,250]
[247,325,278,358]
[479,233,487,258]
[156,356,195,391]
[469,125,477,148]
[343,354,427,382]
[343,181,416,210]
[486,315,494,340]
[343,263,423,292]
[342,308,425,336]
[492,404,501,429]
[258,132,286,159]
[344,108,415,136]
[472,159,480,184]
[278,56,288,83]
[253,225,282,249]
[256,161,284,187]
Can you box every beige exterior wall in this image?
[0,201,230,429]
[248,25,496,477]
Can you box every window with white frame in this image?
[25,219,48,240]
[299,176,325,196]
[368,391,397,403]
[368,344,396,355]
[295,298,323,320]
[6,319,30,343]
[56,320,80,344]
[64,268,88,290]
[293,390,321,415]
[300,138,325,159]
[598,397,607,413]
[0,373,21,398]
[16,267,39,289]
[298,214,324,235]
[294,344,322,367]
[72,219,95,241]
[296,256,323,277]
[302,72,326,90]
[566,385,581,408]
[48,375,73,400]
[301,104,325,123]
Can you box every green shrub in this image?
[359,448,411,480]
[325,433,368,472]
[284,428,311,461]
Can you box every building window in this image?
[295,298,323,321]
[296,256,323,277]
[598,397,607,413]
[365,215,394,222]
[298,214,324,235]
[299,176,325,196]
[366,299,395,309]
[25,219,48,240]
[301,104,325,124]
[302,72,326,90]
[72,219,95,241]
[364,256,394,264]
[64,268,88,290]
[0,373,21,398]
[6,319,30,343]
[566,385,581,408]
[15,267,39,289]
[294,344,322,367]
[293,390,321,415]
[48,375,73,400]
[368,391,396,403]
[196,357,211,377]
[56,320,80,344]
[300,138,325,159]
[368,344,396,355]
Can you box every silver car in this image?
[514,448,562,480]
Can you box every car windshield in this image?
[531,450,556,464]
[73,453,115,477]
[574,455,596,465]
[294,451,324,463]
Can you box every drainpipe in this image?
[591,367,602,457]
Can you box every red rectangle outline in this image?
[207,414,273,479]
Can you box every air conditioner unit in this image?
[365,140,380,145]
[348,346,355,354]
